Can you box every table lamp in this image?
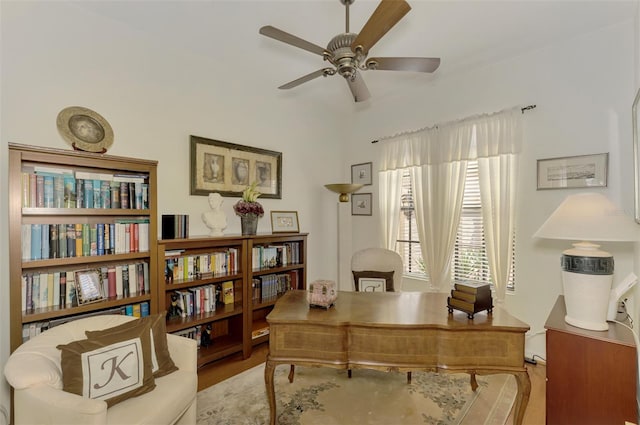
[534,192,638,331]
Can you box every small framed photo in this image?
[270,210,300,233]
[537,153,608,190]
[351,162,373,186]
[352,193,372,216]
[74,269,105,305]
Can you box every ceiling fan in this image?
[259,0,440,103]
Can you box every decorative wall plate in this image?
[56,106,114,153]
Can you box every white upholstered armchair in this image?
[4,314,197,425]
[351,247,404,292]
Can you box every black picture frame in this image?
[536,153,608,190]
[190,135,282,198]
[351,162,373,186]
[352,193,372,216]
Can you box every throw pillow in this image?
[352,270,395,292]
[57,318,155,407]
[86,313,178,378]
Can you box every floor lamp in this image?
[325,184,363,290]
[534,192,639,331]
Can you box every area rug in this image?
[197,363,516,425]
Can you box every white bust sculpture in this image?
[202,193,227,237]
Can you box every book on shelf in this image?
[41,224,49,261]
[222,281,234,304]
[161,214,189,239]
[21,221,150,261]
[21,261,151,304]
[107,266,117,298]
[83,179,94,208]
[63,174,76,208]
[252,326,270,339]
[42,175,54,208]
[171,326,199,345]
[58,225,67,259]
[21,304,131,343]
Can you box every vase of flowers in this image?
[233,182,264,235]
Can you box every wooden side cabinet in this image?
[545,296,638,425]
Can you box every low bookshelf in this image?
[157,233,307,368]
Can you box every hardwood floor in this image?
[197,343,546,424]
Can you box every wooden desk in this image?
[265,290,531,425]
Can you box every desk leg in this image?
[288,365,295,383]
[265,359,276,425]
[512,370,531,425]
[469,372,478,391]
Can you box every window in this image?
[395,162,516,290]
[397,171,424,278]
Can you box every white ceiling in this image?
[74,0,637,104]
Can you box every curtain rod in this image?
[371,104,537,144]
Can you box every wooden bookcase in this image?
[8,143,158,352]
[157,235,247,366]
[157,233,307,368]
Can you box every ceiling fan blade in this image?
[346,71,371,102]
[351,0,411,56]
[366,57,441,73]
[278,68,335,90]
[259,25,328,57]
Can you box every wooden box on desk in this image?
[545,295,637,425]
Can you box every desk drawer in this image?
[269,324,348,362]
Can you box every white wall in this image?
[0,2,349,418]
[345,20,637,359]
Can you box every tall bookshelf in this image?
[157,233,307,368]
[8,143,158,352]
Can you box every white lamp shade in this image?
[533,192,638,242]
[534,192,638,331]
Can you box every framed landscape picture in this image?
[190,135,282,198]
[537,153,608,190]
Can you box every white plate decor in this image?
[57,106,114,153]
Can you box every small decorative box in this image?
[307,279,337,309]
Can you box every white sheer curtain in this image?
[411,161,467,289]
[378,107,522,294]
[378,169,403,250]
[476,108,522,300]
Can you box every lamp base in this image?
[562,271,612,331]
[561,243,614,331]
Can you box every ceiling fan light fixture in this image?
[260,0,440,102]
